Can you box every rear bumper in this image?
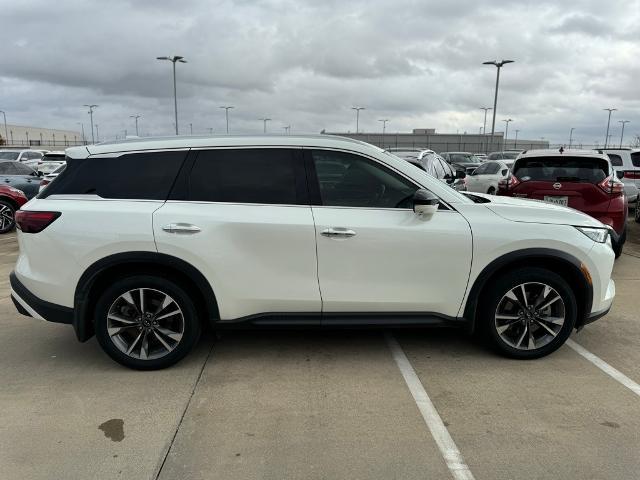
[9,272,73,325]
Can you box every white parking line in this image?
[567,339,640,398]
[386,333,475,480]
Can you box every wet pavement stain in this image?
[99,419,125,442]
[600,421,621,429]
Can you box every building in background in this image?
[0,124,84,148]
[325,128,549,153]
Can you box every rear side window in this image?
[631,152,640,167]
[607,154,623,167]
[188,148,302,205]
[40,151,187,200]
[513,156,609,183]
[485,162,501,174]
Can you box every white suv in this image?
[11,135,616,369]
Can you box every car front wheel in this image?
[481,267,576,359]
[95,275,202,370]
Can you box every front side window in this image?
[188,148,301,205]
[312,150,417,208]
[10,162,35,175]
[472,163,488,175]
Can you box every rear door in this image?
[512,156,611,214]
[153,148,321,322]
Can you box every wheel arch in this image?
[0,195,19,210]
[73,252,219,342]
[463,248,592,334]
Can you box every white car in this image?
[34,151,66,174]
[601,148,640,205]
[0,149,46,165]
[38,163,66,192]
[465,160,513,194]
[11,135,615,369]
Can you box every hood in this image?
[469,192,606,228]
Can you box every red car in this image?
[0,185,28,234]
[498,149,627,257]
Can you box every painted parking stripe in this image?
[567,339,640,398]
[386,333,475,480]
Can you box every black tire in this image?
[0,199,16,234]
[487,187,496,195]
[479,267,577,359]
[95,275,201,370]
[612,227,626,258]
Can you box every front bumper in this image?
[10,272,73,325]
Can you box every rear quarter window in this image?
[39,151,187,200]
[631,152,640,168]
[607,153,623,167]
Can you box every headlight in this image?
[575,226,609,243]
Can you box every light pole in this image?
[259,118,271,133]
[219,106,234,134]
[189,123,193,135]
[479,107,492,136]
[0,110,7,145]
[603,108,617,148]
[502,118,513,147]
[352,106,365,133]
[483,60,514,150]
[77,122,85,144]
[130,114,141,136]
[569,127,575,148]
[378,119,389,148]
[95,124,99,142]
[514,129,520,149]
[619,120,630,148]
[157,55,187,135]
[83,104,98,143]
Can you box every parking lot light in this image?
[259,118,271,133]
[83,104,98,143]
[219,106,234,134]
[569,127,575,148]
[130,115,142,136]
[483,60,514,151]
[157,56,187,135]
[0,110,8,145]
[352,107,365,133]
[603,108,617,148]
[618,120,630,148]
[502,118,513,147]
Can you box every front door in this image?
[308,149,473,318]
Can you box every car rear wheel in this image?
[487,186,496,195]
[0,200,16,234]
[480,267,576,359]
[95,275,201,370]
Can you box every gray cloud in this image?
[0,0,639,144]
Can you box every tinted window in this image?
[607,154,623,166]
[0,151,20,161]
[502,152,519,159]
[40,151,187,199]
[433,158,446,178]
[487,153,500,160]
[631,152,640,167]
[312,150,417,208]
[188,149,300,204]
[0,162,12,174]
[513,157,609,183]
[472,163,488,175]
[11,162,35,175]
[439,158,454,177]
[485,162,501,174]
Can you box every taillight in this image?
[14,211,61,233]
[623,170,640,180]
[597,175,624,195]
[498,175,520,190]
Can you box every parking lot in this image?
[1,223,640,480]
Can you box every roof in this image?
[518,149,609,160]
[65,134,378,159]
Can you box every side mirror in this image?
[616,170,625,179]
[413,189,439,216]
[456,170,466,179]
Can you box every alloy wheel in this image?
[494,282,565,350]
[0,204,14,232]
[107,288,185,360]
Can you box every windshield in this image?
[513,156,609,183]
[502,152,520,159]
[449,153,479,164]
[0,151,20,161]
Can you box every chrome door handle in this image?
[162,223,201,234]
[321,227,356,238]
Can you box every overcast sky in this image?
[1,0,639,145]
